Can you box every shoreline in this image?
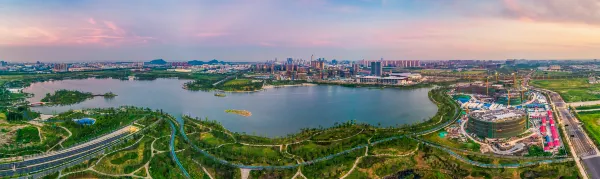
[27,85,447,139]
[262,83,317,89]
[22,77,444,136]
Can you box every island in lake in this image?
[41,90,117,105]
[224,109,252,117]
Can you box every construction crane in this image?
[521,90,525,104]
[486,76,489,96]
[512,73,517,88]
[507,89,511,106]
[495,71,499,82]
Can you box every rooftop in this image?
[470,109,526,122]
[358,76,407,80]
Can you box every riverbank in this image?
[263,83,317,89]
[313,81,455,90]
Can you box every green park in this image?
[0,70,583,178]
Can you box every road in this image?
[545,89,600,179]
[569,100,600,107]
[549,92,597,156]
[0,126,133,177]
[525,71,600,179]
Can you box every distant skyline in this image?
[1,0,600,62]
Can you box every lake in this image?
[24,78,438,137]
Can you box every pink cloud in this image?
[88,18,96,25]
[331,5,361,13]
[500,0,600,25]
[196,32,228,38]
[0,27,59,45]
[259,42,276,47]
[0,18,154,46]
[103,21,126,36]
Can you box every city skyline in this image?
[1,0,600,62]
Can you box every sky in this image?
[1,0,599,62]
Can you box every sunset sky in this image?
[1,0,599,62]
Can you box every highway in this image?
[525,72,600,179]
[545,89,600,179]
[549,92,597,156]
[0,126,133,178]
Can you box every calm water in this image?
[24,78,437,137]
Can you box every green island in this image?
[40,90,118,106]
[41,90,94,105]
[225,109,252,117]
[103,92,117,99]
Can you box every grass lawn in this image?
[533,71,571,77]
[531,78,600,102]
[576,104,600,110]
[149,153,185,179]
[421,130,461,149]
[310,126,363,141]
[223,79,251,86]
[95,137,153,174]
[355,155,416,178]
[289,133,370,160]
[15,126,40,143]
[0,113,6,121]
[368,137,418,155]
[418,69,448,73]
[418,69,486,75]
[450,70,487,75]
[302,149,364,178]
[190,130,235,149]
[420,130,480,152]
[207,144,296,166]
[576,111,600,147]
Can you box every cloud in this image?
[103,21,126,36]
[500,0,600,25]
[259,42,276,47]
[0,27,59,45]
[2,0,600,61]
[0,18,154,46]
[331,5,361,13]
[88,18,96,25]
[196,32,228,38]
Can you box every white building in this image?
[8,88,23,93]
[357,76,408,85]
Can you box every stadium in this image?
[466,109,528,139]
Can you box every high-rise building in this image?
[352,64,360,75]
[287,58,293,64]
[371,61,382,76]
[53,63,68,72]
[359,60,420,68]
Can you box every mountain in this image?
[148,59,167,65]
[188,60,204,65]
